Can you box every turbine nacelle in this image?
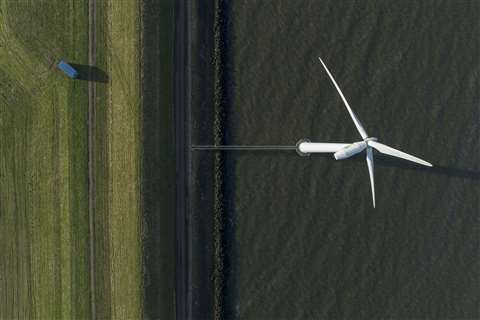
[334,141,366,160]
[333,137,378,160]
[364,137,378,143]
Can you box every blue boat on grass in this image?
[57,60,78,79]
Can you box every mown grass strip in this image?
[107,1,142,317]
[94,0,143,318]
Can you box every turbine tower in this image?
[193,58,433,208]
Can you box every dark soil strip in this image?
[174,0,188,319]
[141,0,175,318]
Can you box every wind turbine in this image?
[296,58,433,207]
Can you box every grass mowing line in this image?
[0,14,51,97]
[92,1,113,318]
[88,0,97,318]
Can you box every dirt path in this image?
[88,0,97,319]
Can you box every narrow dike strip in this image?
[88,0,97,319]
[212,1,227,318]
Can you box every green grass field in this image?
[0,0,90,319]
[0,0,175,318]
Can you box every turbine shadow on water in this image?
[309,152,480,180]
[373,155,480,181]
[225,151,480,181]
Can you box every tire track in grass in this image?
[88,0,97,318]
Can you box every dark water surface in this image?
[188,1,480,318]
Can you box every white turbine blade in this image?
[366,147,375,208]
[368,141,433,167]
[297,142,349,153]
[318,57,368,139]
